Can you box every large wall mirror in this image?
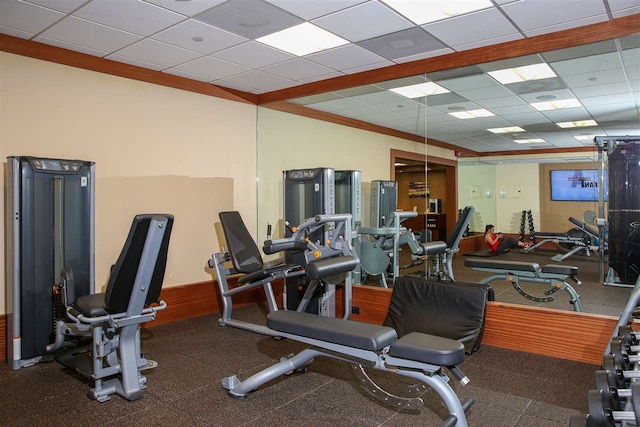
[256,32,639,315]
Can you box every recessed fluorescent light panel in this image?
[488,63,557,84]
[389,82,450,98]
[383,0,493,25]
[557,120,598,128]
[257,23,348,56]
[514,138,545,143]
[531,98,582,111]
[488,126,525,134]
[449,109,494,119]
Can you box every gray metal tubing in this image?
[550,245,587,262]
[606,276,640,356]
[476,271,582,311]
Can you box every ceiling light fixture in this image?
[256,22,348,56]
[514,138,545,143]
[382,0,493,25]
[488,126,525,134]
[449,108,494,119]
[488,63,557,84]
[574,135,598,141]
[390,82,450,98]
[531,98,582,111]
[557,120,598,128]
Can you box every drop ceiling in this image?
[0,0,638,154]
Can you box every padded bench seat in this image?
[464,258,540,272]
[541,264,578,276]
[420,240,448,255]
[267,310,397,351]
[389,332,464,366]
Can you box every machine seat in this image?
[464,258,540,272]
[267,310,397,351]
[541,264,579,276]
[73,293,108,317]
[389,332,464,366]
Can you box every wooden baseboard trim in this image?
[1,280,615,365]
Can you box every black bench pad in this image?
[542,264,579,276]
[389,332,465,366]
[267,311,397,351]
[420,241,447,255]
[238,263,301,284]
[464,258,540,272]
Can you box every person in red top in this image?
[485,224,532,254]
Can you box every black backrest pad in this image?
[383,276,491,354]
[447,206,473,248]
[219,211,263,274]
[104,214,173,313]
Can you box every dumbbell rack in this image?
[571,280,640,426]
[518,210,536,244]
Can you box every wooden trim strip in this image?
[0,34,257,105]
[0,280,615,365]
[258,15,640,104]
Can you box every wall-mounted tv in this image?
[550,169,607,201]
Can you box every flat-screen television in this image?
[550,169,607,201]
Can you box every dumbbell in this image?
[595,370,634,411]
[610,337,640,356]
[617,325,640,346]
[588,382,640,427]
[602,354,640,389]
[568,413,599,427]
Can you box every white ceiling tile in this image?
[587,103,639,122]
[580,92,635,106]
[501,111,549,125]
[489,104,536,115]
[152,19,246,54]
[572,82,633,98]
[253,80,301,93]
[0,25,36,39]
[297,70,345,84]
[608,0,640,17]
[561,68,628,89]
[212,80,255,92]
[539,107,592,121]
[431,101,481,114]
[523,14,608,37]
[115,39,201,68]
[306,44,386,71]
[40,16,142,53]
[172,55,250,80]
[216,70,293,91]
[105,53,166,71]
[348,90,403,105]
[622,48,640,67]
[264,0,367,20]
[24,0,90,13]
[314,1,413,42]
[552,52,623,76]
[439,74,499,91]
[393,47,455,64]
[262,58,336,81]
[336,104,388,118]
[517,88,575,103]
[500,0,607,32]
[422,8,519,47]
[0,1,64,34]
[162,68,213,82]
[457,85,515,101]
[449,33,524,52]
[213,41,295,68]
[34,35,108,56]
[142,0,227,17]
[343,60,395,74]
[75,0,185,37]
[475,96,528,109]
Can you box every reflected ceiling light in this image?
[557,120,598,128]
[395,162,407,166]
[488,63,557,84]
[382,0,493,25]
[531,98,582,111]
[488,126,525,134]
[514,138,545,143]
[389,82,450,98]
[449,108,494,119]
[257,23,348,56]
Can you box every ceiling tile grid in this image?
[0,0,638,153]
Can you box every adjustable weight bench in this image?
[52,214,173,402]
[464,258,583,311]
[523,216,598,262]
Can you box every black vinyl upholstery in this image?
[447,206,473,248]
[104,214,173,314]
[219,211,264,274]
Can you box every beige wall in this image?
[256,107,445,239]
[0,52,258,313]
[458,164,497,232]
